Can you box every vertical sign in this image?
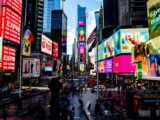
[0,37,2,63]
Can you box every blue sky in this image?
[64,0,102,55]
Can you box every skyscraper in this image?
[43,0,61,33]
[77,5,86,72]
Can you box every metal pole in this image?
[19,0,27,98]
[96,37,99,99]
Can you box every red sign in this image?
[2,0,22,15]
[0,46,16,70]
[53,41,58,58]
[0,7,21,44]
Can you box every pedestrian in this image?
[70,106,75,120]
[61,105,68,120]
[2,103,8,120]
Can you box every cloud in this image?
[87,9,97,39]
[67,27,75,55]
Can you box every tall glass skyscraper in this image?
[43,0,61,33]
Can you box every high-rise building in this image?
[43,0,61,33]
[103,0,148,38]
[51,10,67,58]
[22,0,44,52]
[77,5,86,72]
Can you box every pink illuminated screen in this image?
[79,46,85,54]
[113,55,136,73]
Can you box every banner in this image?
[98,42,104,61]
[147,0,160,39]
[22,58,40,77]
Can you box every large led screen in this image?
[2,0,22,15]
[79,27,85,42]
[0,37,2,63]
[41,34,52,55]
[0,46,16,70]
[79,46,85,54]
[53,41,58,58]
[147,0,160,39]
[103,37,115,58]
[105,58,113,73]
[113,55,136,73]
[98,42,104,61]
[0,7,21,44]
[113,28,149,55]
[98,61,105,73]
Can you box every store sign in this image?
[0,37,2,63]
[98,61,105,73]
[79,46,85,54]
[105,58,113,73]
[41,34,52,55]
[104,37,114,58]
[113,55,136,73]
[53,41,58,58]
[0,46,16,70]
[147,0,160,39]
[22,58,40,77]
[0,7,21,44]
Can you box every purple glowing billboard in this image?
[105,58,113,73]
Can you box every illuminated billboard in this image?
[98,61,105,73]
[105,58,113,73]
[80,55,85,63]
[79,27,85,41]
[53,41,58,58]
[104,37,115,58]
[0,46,16,70]
[0,7,21,44]
[79,21,85,26]
[98,42,104,61]
[41,34,52,55]
[113,28,149,55]
[80,63,85,72]
[147,0,160,39]
[113,55,136,73]
[2,0,22,15]
[79,46,85,54]
[0,37,2,63]
[23,58,40,77]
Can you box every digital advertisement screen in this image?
[0,37,2,63]
[79,46,85,54]
[78,21,85,26]
[0,7,21,44]
[113,28,149,55]
[103,37,115,59]
[62,30,67,42]
[105,58,113,73]
[41,34,52,55]
[98,61,105,73]
[45,67,53,72]
[2,0,22,15]
[80,55,85,63]
[79,27,85,41]
[53,41,58,58]
[113,55,136,73]
[98,42,104,61]
[22,58,40,77]
[0,46,16,70]
[80,63,84,72]
[147,0,160,40]
[79,42,85,46]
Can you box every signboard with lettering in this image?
[41,34,52,55]
[0,46,16,70]
[2,0,22,15]
[0,7,21,44]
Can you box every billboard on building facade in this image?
[105,58,113,73]
[79,21,85,26]
[22,58,40,77]
[113,28,149,55]
[0,46,16,70]
[98,61,105,73]
[98,42,104,61]
[147,0,160,39]
[79,27,85,41]
[41,34,52,55]
[53,41,58,58]
[103,37,115,58]
[80,63,84,72]
[2,0,22,15]
[0,7,21,44]
[80,55,85,63]
[79,46,85,54]
[0,37,2,63]
[113,55,136,73]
